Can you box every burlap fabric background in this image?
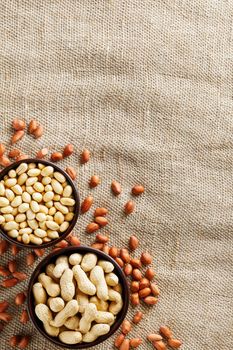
[0,1,233,349]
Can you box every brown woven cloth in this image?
[0,1,233,349]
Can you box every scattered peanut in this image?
[63,144,74,157]
[94,216,108,226]
[0,240,8,255]
[121,319,132,334]
[0,312,12,322]
[145,268,155,280]
[143,296,158,305]
[11,244,20,256]
[120,248,130,263]
[33,125,43,139]
[124,200,135,214]
[115,257,124,268]
[9,149,21,159]
[153,340,167,350]
[94,207,108,216]
[15,292,26,305]
[66,166,77,180]
[130,258,142,269]
[50,152,63,162]
[147,334,163,342]
[18,335,30,349]
[131,281,139,292]
[12,272,27,281]
[133,311,143,324]
[0,266,10,277]
[167,339,182,348]
[159,325,172,339]
[124,263,133,276]
[86,222,99,233]
[119,338,130,350]
[111,180,122,195]
[130,338,142,348]
[80,149,90,164]
[0,143,5,156]
[9,335,20,347]
[28,120,38,134]
[20,310,29,324]
[139,278,150,289]
[131,293,140,306]
[132,269,142,281]
[36,148,48,159]
[81,195,93,213]
[0,301,9,312]
[129,235,139,250]
[12,119,26,131]
[96,233,109,243]
[8,259,17,273]
[0,155,11,167]
[109,246,119,258]
[115,333,125,348]
[150,283,160,296]
[0,277,18,288]
[141,252,152,265]
[89,175,101,188]
[11,130,25,144]
[131,184,145,196]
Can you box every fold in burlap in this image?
[0,1,233,349]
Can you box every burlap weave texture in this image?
[0,1,233,349]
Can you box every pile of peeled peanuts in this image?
[0,162,75,245]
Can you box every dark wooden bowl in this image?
[27,246,130,348]
[0,159,80,249]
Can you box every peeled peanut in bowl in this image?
[0,159,80,248]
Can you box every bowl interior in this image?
[27,246,129,349]
[0,158,80,249]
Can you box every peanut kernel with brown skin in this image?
[159,325,172,339]
[109,246,118,258]
[121,319,132,334]
[124,200,135,214]
[0,144,6,156]
[18,335,30,349]
[63,144,74,157]
[129,235,139,250]
[114,333,125,348]
[80,149,90,163]
[0,301,9,313]
[131,184,145,195]
[50,152,63,162]
[33,125,43,139]
[147,334,163,342]
[94,207,108,216]
[167,339,182,348]
[66,166,77,180]
[89,175,101,188]
[86,222,100,233]
[81,196,94,213]
[133,311,143,324]
[111,180,122,195]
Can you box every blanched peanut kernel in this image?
[0,162,75,245]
